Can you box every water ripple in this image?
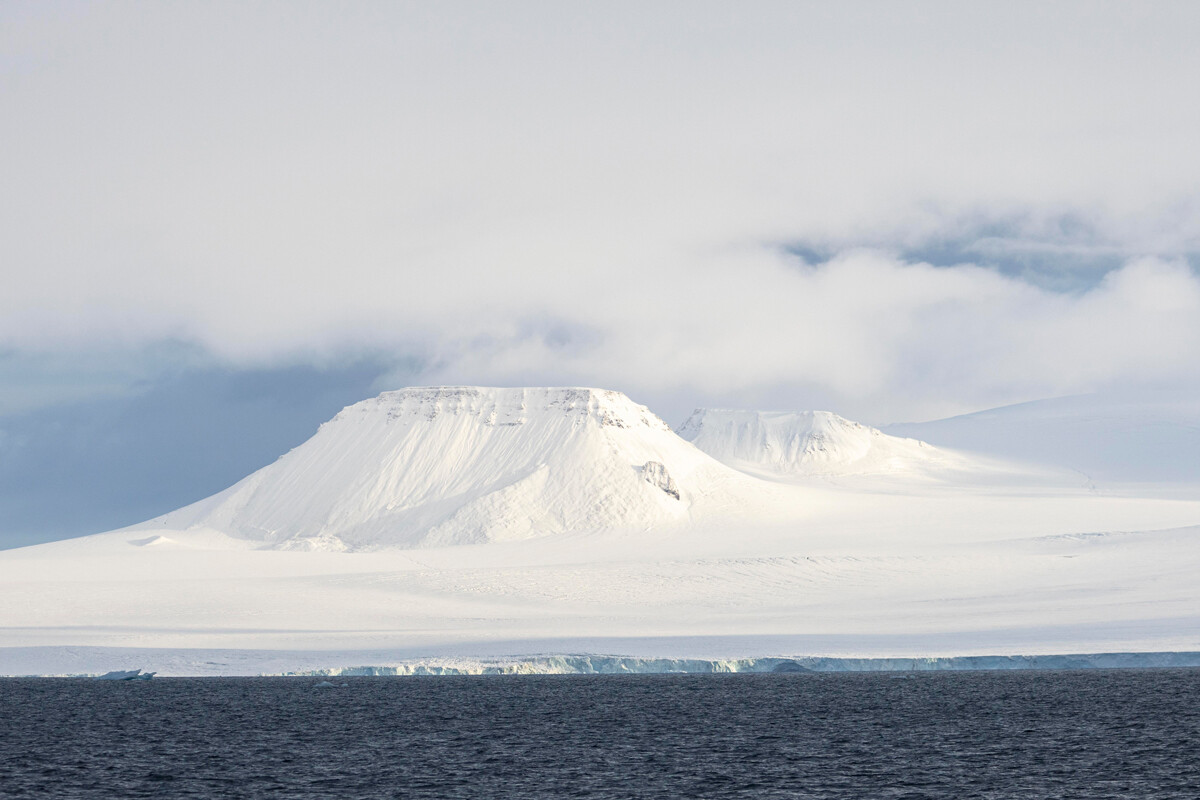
[1,670,1198,798]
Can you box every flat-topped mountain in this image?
[138,387,751,551]
[677,408,958,477]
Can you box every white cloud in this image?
[414,250,1200,422]
[3,2,1200,421]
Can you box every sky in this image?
[3,2,1200,546]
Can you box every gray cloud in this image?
[790,204,1200,292]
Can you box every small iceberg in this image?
[95,669,156,681]
[312,680,349,689]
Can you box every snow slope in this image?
[885,392,1200,488]
[677,408,965,478]
[137,387,766,551]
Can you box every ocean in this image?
[2,669,1198,798]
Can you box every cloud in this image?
[3,2,1200,423]
[410,249,1200,422]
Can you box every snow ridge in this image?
[678,408,954,477]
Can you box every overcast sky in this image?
[3,2,1200,544]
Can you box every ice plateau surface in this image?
[885,392,1200,486]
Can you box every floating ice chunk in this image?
[95,669,154,680]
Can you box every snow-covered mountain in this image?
[140,387,755,551]
[677,408,959,477]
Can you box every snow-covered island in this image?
[2,386,1198,677]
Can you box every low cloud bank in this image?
[4,3,1200,422]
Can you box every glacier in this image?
[2,386,1199,677]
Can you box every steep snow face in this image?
[144,387,745,551]
[677,408,956,477]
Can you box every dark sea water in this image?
[2,670,1199,799]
